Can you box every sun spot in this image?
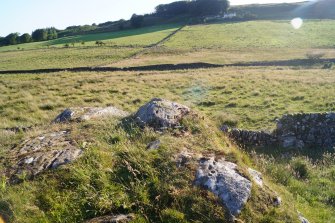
[291,18,303,29]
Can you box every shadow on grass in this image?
[245,144,335,161]
[1,58,334,74]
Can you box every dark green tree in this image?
[20,33,32,43]
[4,33,20,45]
[46,27,58,40]
[191,0,230,16]
[130,14,144,28]
[32,29,48,41]
[0,36,5,46]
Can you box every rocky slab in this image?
[134,98,190,130]
[53,106,129,123]
[195,157,252,216]
[9,131,82,181]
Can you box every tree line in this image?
[0,27,58,47]
[155,0,229,17]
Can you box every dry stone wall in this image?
[223,112,335,149]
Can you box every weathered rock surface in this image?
[85,214,134,223]
[146,139,161,150]
[53,106,128,123]
[194,157,252,216]
[248,168,263,187]
[134,98,190,130]
[9,131,82,181]
[223,112,335,149]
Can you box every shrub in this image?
[161,209,187,223]
[322,62,333,69]
[291,158,310,179]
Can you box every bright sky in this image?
[0,0,306,36]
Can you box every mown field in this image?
[0,20,335,223]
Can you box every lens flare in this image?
[291,18,303,29]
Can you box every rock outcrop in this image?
[223,112,335,149]
[85,214,134,223]
[9,131,82,181]
[134,98,190,130]
[53,106,128,123]
[194,157,252,216]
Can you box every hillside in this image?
[0,18,335,223]
[231,0,335,19]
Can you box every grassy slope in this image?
[0,20,335,223]
[0,24,182,52]
[117,20,335,67]
[164,20,335,50]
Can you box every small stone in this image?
[146,140,161,150]
[273,196,282,206]
[85,214,135,223]
[248,168,263,187]
[298,212,309,223]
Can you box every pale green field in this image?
[164,20,335,50]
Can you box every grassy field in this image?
[0,20,334,223]
[164,20,335,50]
[0,24,182,52]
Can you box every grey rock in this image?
[9,131,82,181]
[194,157,252,216]
[298,212,309,223]
[53,106,128,123]
[281,136,297,148]
[273,196,282,206]
[85,214,135,223]
[134,98,190,129]
[248,168,263,187]
[176,150,194,168]
[146,140,161,150]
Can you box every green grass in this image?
[0,47,140,70]
[0,24,182,52]
[164,20,335,50]
[0,20,335,223]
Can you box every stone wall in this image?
[222,127,278,147]
[275,112,335,148]
[223,112,335,149]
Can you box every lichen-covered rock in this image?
[134,98,190,130]
[85,214,134,223]
[248,168,263,187]
[194,157,252,216]
[53,106,128,123]
[9,131,82,181]
[146,139,161,150]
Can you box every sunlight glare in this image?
[291,18,303,29]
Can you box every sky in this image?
[0,0,306,36]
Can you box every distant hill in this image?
[230,0,335,19]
